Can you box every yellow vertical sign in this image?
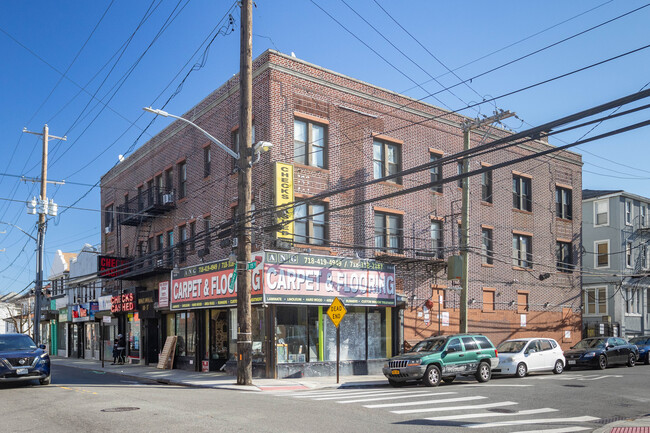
[274,162,294,241]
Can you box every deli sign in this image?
[111,292,136,313]
[98,255,131,278]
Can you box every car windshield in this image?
[0,334,38,352]
[573,338,607,349]
[497,340,527,353]
[410,338,446,353]
[629,337,649,345]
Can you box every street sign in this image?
[247,261,257,270]
[229,269,237,291]
[326,297,347,328]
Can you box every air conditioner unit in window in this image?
[162,194,173,204]
[104,226,111,234]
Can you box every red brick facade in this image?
[101,50,582,350]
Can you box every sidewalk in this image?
[50,356,388,392]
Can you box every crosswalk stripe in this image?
[424,408,558,421]
[367,395,485,409]
[510,427,591,433]
[460,384,533,387]
[292,389,395,398]
[337,391,455,404]
[391,401,518,415]
[312,390,407,400]
[465,415,599,428]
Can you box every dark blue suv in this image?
[0,334,51,385]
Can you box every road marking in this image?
[461,383,533,387]
[313,390,416,400]
[337,391,454,403]
[464,415,599,428]
[529,374,621,381]
[55,385,98,395]
[424,408,558,421]
[367,395,485,409]
[391,401,518,414]
[292,389,395,398]
[510,427,591,433]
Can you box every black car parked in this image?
[564,337,639,370]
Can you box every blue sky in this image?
[0,0,649,295]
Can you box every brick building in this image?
[100,50,582,377]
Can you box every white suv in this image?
[493,338,565,377]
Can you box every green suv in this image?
[383,334,499,387]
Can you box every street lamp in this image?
[143,106,271,385]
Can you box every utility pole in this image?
[236,0,253,385]
[459,110,514,333]
[23,125,65,345]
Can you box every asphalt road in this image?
[1,363,648,433]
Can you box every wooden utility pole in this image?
[236,0,253,385]
[23,125,66,345]
[459,111,514,333]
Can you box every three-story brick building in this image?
[100,50,582,377]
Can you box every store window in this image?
[174,311,196,357]
[210,309,229,360]
[324,307,367,361]
[127,313,140,358]
[367,307,387,360]
[276,306,309,363]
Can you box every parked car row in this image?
[383,333,647,387]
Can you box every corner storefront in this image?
[161,251,398,378]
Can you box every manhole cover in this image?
[487,408,517,414]
[563,384,586,388]
[101,407,140,413]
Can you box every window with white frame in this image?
[594,199,609,226]
[513,175,532,212]
[585,287,607,315]
[625,288,641,314]
[431,220,443,259]
[294,118,326,168]
[512,233,532,268]
[595,240,609,268]
[482,228,493,265]
[555,187,572,220]
[374,211,402,254]
[626,242,633,268]
[294,202,327,246]
[642,205,647,227]
[625,200,633,225]
[430,152,442,193]
[373,139,401,183]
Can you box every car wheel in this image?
[475,362,491,383]
[645,353,650,365]
[515,362,527,378]
[553,360,564,374]
[596,354,607,370]
[39,376,51,386]
[626,353,636,367]
[422,365,441,387]
[388,379,404,387]
[442,376,455,384]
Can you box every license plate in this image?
[568,360,576,365]
[391,369,400,375]
[16,368,28,375]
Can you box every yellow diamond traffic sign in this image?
[326,297,347,328]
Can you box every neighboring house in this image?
[0,291,32,335]
[582,189,650,338]
[100,50,582,377]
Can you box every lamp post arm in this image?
[0,221,37,241]
[161,112,239,160]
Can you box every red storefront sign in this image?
[111,292,136,313]
[98,255,131,278]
